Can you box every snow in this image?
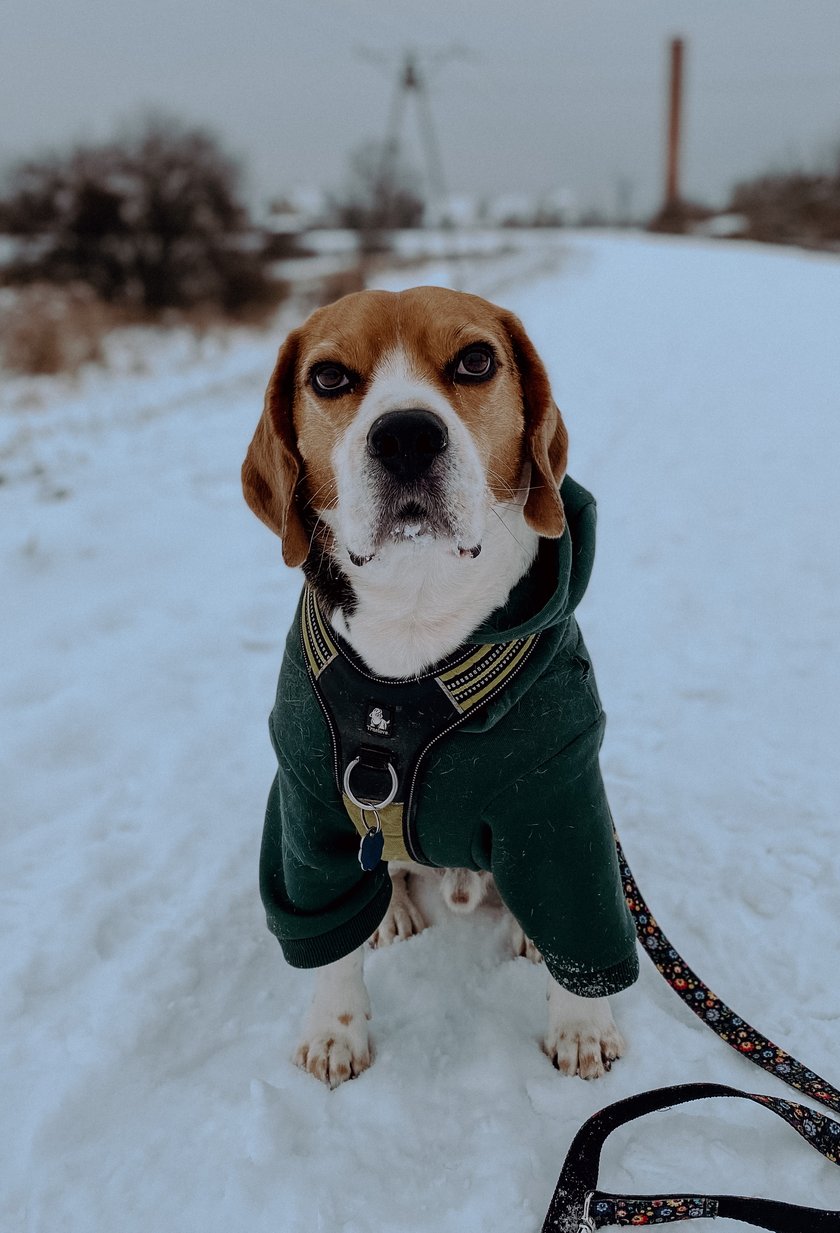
[2,232,839,1232]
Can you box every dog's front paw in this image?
[370,890,426,947]
[543,1021,625,1080]
[294,1017,372,1088]
[295,951,372,1088]
[509,918,543,964]
[543,984,625,1080]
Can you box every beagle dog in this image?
[243,286,628,1087]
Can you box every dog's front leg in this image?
[543,977,626,1080]
[294,947,372,1088]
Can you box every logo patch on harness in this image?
[365,703,393,737]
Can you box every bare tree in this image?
[330,140,425,239]
[730,162,840,247]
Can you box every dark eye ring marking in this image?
[309,361,359,398]
[452,342,497,384]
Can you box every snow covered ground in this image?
[2,232,839,1231]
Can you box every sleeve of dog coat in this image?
[484,713,639,997]
[259,756,393,970]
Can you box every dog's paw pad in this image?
[294,1027,371,1088]
[543,1024,625,1080]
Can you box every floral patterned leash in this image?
[616,839,839,1117]
[541,839,840,1232]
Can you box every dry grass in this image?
[0,284,115,376]
[150,295,286,338]
[0,277,291,377]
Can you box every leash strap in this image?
[541,841,840,1232]
[617,840,840,1114]
[542,1083,840,1231]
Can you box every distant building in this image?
[479,188,575,227]
[259,186,331,235]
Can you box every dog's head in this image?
[242,286,567,572]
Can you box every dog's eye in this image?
[454,346,496,382]
[311,363,353,396]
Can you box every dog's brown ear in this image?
[241,329,310,568]
[502,311,568,538]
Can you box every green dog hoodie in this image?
[258,475,639,997]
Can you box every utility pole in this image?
[357,45,465,242]
[376,51,447,231]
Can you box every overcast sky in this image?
[3,0,840,217]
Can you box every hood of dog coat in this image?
[470,474,596,644]
[451,473,598,736]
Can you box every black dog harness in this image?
[300,584,538,867]
[543,842,840,1232]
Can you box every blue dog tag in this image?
[359,828,384,871]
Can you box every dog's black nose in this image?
[367,410,448,482]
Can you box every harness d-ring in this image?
[343,757,399,812]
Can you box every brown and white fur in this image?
[243,286,625,1088]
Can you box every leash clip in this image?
[577,1192,595,1233]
